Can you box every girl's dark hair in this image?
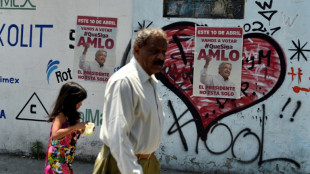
[48,81,87,125]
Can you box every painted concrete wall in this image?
[131,0,310,173]
[0,0,132,160]
[1,0,310,174]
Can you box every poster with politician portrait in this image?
[193,26,243,99]
[73,16,118,83]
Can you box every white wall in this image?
[0,0,132,159]
[1,0,310,173]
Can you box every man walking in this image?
[93,28,168,174]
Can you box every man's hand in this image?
[82,43,90,55]
[204,55,211,68]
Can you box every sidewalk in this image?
[0,153,200,174]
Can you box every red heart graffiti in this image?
[156,22,286,140]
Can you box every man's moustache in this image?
[153,60,165,66]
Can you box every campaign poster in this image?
[73,16,118,83]
[193,26,243,99]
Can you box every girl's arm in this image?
[51,113,87,140]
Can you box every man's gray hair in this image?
[218,62,232,69]
[95,49,107,57]
[134,28,168,47]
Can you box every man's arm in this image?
[200,56,212,85]
[102,78,143,174]
[79,43,90,70]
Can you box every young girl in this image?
[45,82,88,174]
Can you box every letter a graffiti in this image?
[0,110,6,119]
